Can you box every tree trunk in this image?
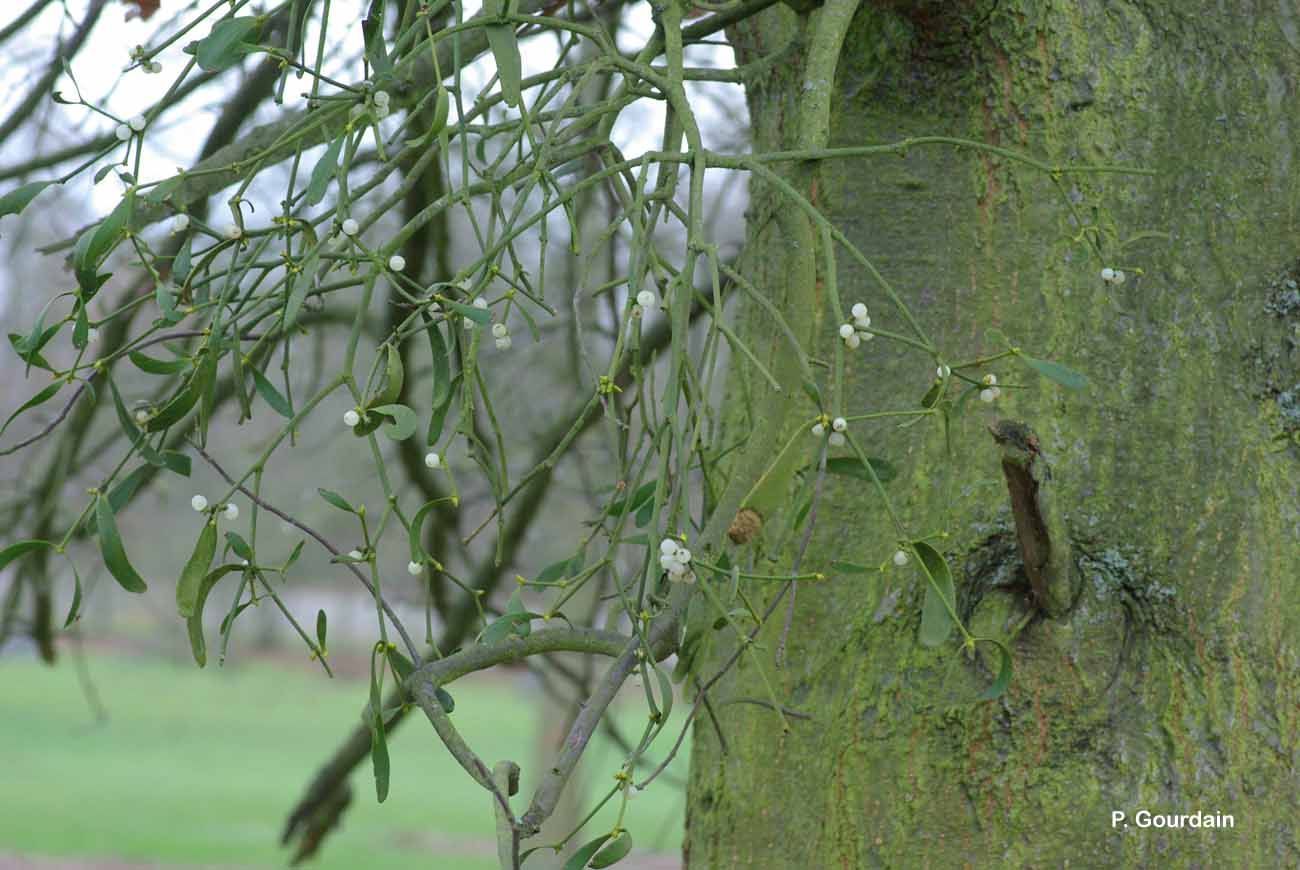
[686,1,1300,865]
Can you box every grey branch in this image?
[404,627,630,846]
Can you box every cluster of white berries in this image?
[491,322,512,350]
[811,415,849,448]
[114,115,147,142]
[1100,267,1127,285]
[424,452,442,469]
[190,495,239,520]
[838,303,874,349]
[979,373,1001,403]
[658,538,695,584]
[128,46,163,74]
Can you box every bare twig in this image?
[0,0,110,150]
[0,382,89,458]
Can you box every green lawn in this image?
[0,649,686,869]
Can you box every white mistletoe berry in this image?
[115,124,131,141]
[133,408,149,424]
[982,373,997,387]
[660,538,680,556]
[343,409,361,427]
[1113,270,1126,285]
[147,61,162,74]
[893,549,909,566]
[636,290,656,308]
[388,254,406,271]
[494,336,512,350]
[373,90,390,107]
[473,297,489,309]
[407,560,422,576]
[128,114,146,132]
[223,503,239,521]
[491,323,508,338]
[937,364,951,379]
[424,452,442,469]
[850,302,868,321]
[811,422,826,438]
[191,495,208,512]
[1101,267,1116,283]
[341,218,359,236]
[831,417,847,433]
[979,387,1000,403]
[223,223,242,239]
[170,214,190,233]
[839,323,855,340]
[828,431,846,447]
[348,549,363,560]
[845,333,861,349]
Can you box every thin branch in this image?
[191,442,421,661]
[517,605,682,836]
[404,628,630,844]
[0,381,89,457]
[0,0,54,47]
[0,0,110,151]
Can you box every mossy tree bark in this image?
[686,1,1300,865]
